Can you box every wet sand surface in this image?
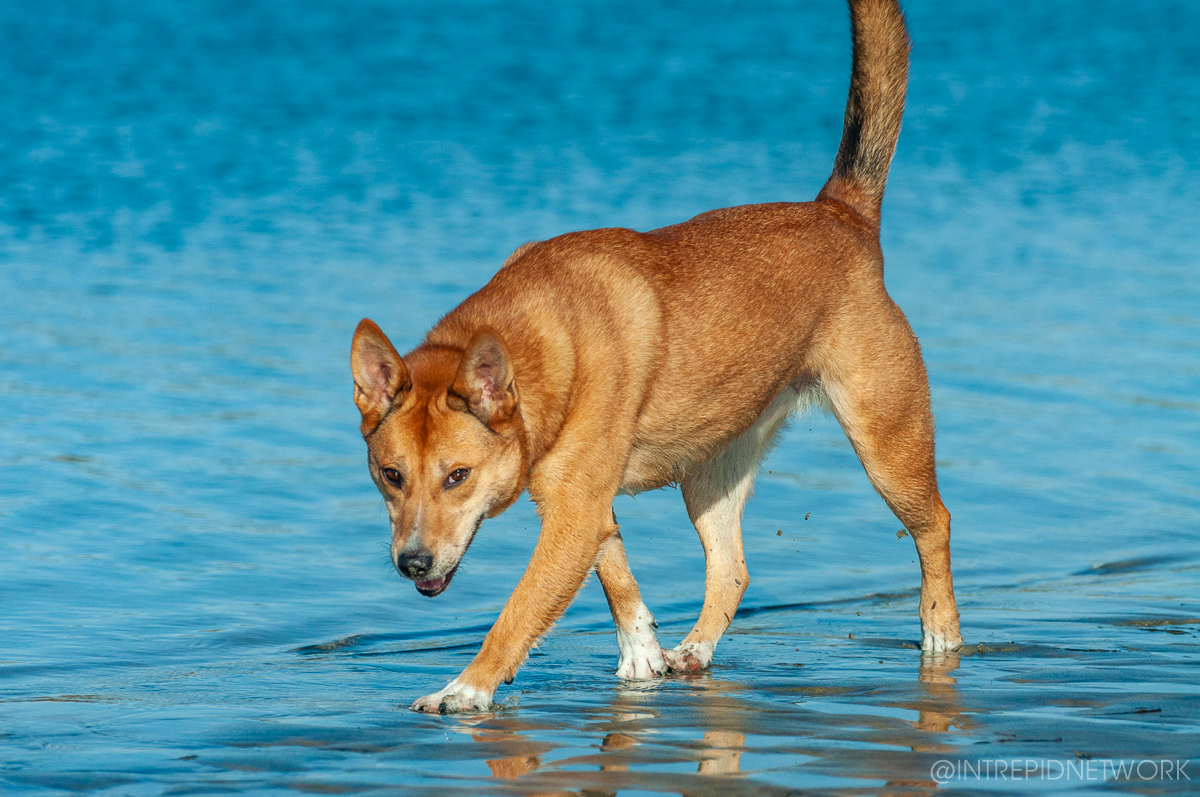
[7,563,1200,794]
[2,0,1198,793]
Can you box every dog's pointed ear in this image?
[451,326,517,429]
[351,319,411,434]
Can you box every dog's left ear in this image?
[452,326,518,429]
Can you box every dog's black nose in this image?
[397,551,433,579]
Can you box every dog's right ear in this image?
[351,319,410,434]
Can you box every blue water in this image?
[2,0,1198,793]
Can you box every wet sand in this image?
[7,554,1197,795]
[267,559,1197,795]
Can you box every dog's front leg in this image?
[411,501,614,714]
[595,530,666,679]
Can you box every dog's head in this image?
[351,319,527,597]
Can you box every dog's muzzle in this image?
[413,564,458,598]
[396,550,458,597]
[396,550,433,579]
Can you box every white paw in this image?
[921,627,963,653]
[615,603,666,679]
[411,678,494,714]
[663,640,714,673]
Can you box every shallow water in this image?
[2,0,1198,794]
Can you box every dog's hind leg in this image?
[595,527,666,678]
[819,309,963,653]
[666,388,800,672]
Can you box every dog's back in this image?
[427,0,914,489]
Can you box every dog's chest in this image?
[617,446,689,495]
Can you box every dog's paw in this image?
[662,641,714,673]
[411,678,494,714]
[616,653,666,679]
[616,644,666,679]
[920,626,963,653]
[615,603,666,679]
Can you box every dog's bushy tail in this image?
[817,0,911,228]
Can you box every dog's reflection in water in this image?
[464,724,746,797]
[454,678,750,793]
[597,727,746,777]
[455,719,546,780]
[913,651,968,734]
[451,655,969,793]
[879,652,969,794]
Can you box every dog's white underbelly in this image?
[618,380,829,496]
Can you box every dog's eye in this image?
[445,468,470,488]
[381,467,404,488]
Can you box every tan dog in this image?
[351,0,961,714]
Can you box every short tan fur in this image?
[351,0,962,714]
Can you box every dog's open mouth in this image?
[414,564,458,597]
